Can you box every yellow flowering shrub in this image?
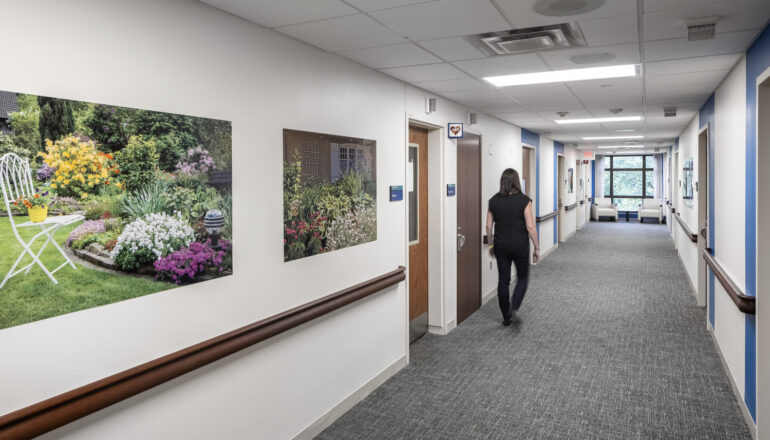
[38,136,120,197]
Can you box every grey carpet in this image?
[316,222,752,440]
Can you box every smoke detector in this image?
[533,0,606,17]
[686,16,718,41]
[664,107,677,117]
[465,23,586,56]
[556,111,569,117]
[609,108,623,114]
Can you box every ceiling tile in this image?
[573,88,643,108]
[646,69,729,89]
[442,89,520,108]
[482,103,530,113]
[200,0,357,28]
[644,1,769,42]
[644,0,734,12]
[380,63,467,82]
[580,14,639,47]
[645,83,716,104]
[494,0,637,29]
[644,53,742,75]
[588,106,643,117]
[453,53,549,78]
[565,76,642,93]
[538,109,594,121]
[276,14,405,52]
[337,43,441,68]
[502,83,583,111]
[345,0,440,12]
[417,37,486,61]
[538,43,640,71]
[370,0,510,41]
[414,78,491,93]
[644,30,758,62]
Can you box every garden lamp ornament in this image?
[204,209,225,249]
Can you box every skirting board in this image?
[560,230,576,243]
[294,355,408,440]
[708,329,757,439]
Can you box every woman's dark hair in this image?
[498,168,522,196]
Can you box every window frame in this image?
[603,155,655,206]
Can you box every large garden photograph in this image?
[0,90,232,330]
[283,129,376,262]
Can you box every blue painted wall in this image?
[699,93,716,329]
[743,23,770,422]
[591,160,595,201]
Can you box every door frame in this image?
[405,118,455,346]
[697,124,709,308]
[522,144,537,261]
[755,68,770,438]
[455,130,482,325]
[673,150,679,248]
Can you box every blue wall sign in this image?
[389,185,403,202]
[447,184,456,197]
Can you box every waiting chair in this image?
[591,198,618,221]
[638,199,663,223]
[0,153,84,289]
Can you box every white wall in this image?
[713,57,748,398]
[560,146,578,240]
[675,116,700,292]
[1,1,410,438]
[0,2,563,438]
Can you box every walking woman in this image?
[486,168,540,326]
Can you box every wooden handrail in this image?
[0,267,406,440]
[564,203,577,211]
[703,249,755,314]
[674,212,697,242]
[536,210,558,223]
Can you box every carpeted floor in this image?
[316,221,752,440]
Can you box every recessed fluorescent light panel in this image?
[483,64,638,87]
[583,135,644,140]
[555,116,641,124]
[596,145,645,149]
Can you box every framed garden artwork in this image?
[567,168,574,194]
[0,90,232,330]
[283,129,376,262]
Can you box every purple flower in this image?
[153,239,231,284]
[37,164,55,181]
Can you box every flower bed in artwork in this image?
[0,90,233,329]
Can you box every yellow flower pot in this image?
[28,205,48,223]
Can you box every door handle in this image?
[457,233,466,252]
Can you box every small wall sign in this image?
[448,123,463,138]
[390,185,403,201]
[447,184,456,197]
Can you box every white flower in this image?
[111,212,194,262]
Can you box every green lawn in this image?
[0,216,173,330]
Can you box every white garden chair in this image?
[0,153,84,289]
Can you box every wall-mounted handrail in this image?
[0,267,406,440]
[536,211,558,223]
[564,203,578,211]
[674,212,697,242]
[702,249,755,314]
[579,200,585,205]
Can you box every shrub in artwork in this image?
[282,129,376,262]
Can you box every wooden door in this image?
[456,133,481,324]
[557,155,565,241]
[408,127,428,342]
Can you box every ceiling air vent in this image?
[465,23,586,57]
[664,107,677,117]
[686,16,718,41]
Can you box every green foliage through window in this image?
[603,155,655,209]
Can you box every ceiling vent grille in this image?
[664,107,677,117]
[465,23,586,56]
[686,16,718,41]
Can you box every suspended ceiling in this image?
[198,0,769,153]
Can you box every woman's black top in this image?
[489,192,531,258]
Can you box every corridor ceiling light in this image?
[583,135,644,140]
[555,116,642,124]
[596,145,645,149]
[483,64,638,87]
